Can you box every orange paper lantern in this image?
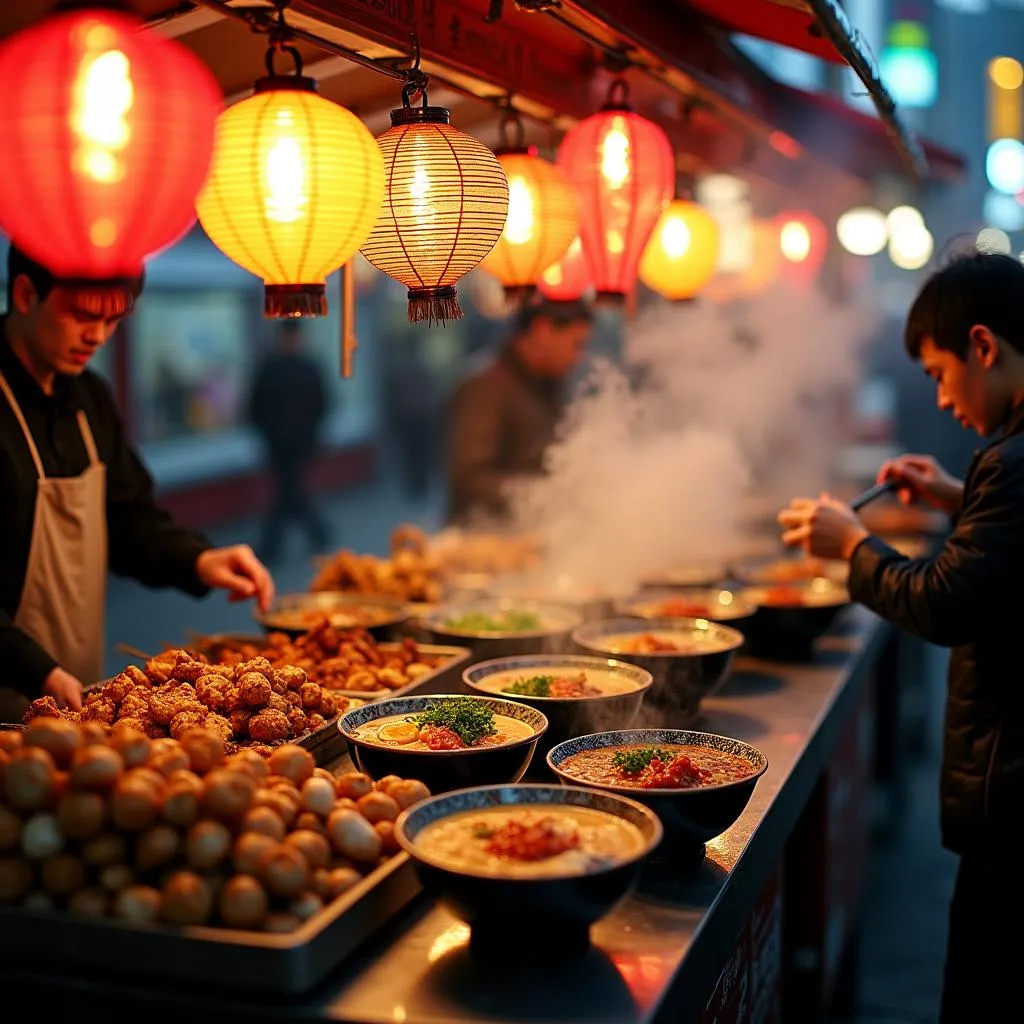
[776,210,828,290]
[361,94,509,324]
[537,236,592,303]
[557,81,674,301]
[0,4,220,283]
[639,199,720,301]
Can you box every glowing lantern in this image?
[538,236,593,303]
[0,4,220,283]
[775,210,827,290]
[480,117,580,301]
[639,199,719,301]
[196,53,384,318]
[737,220,781,297]
[361,87,509,324]
[557,80,674,301]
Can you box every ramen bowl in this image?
[395,783,662,954]
[615,588,757,633]
[571,618,744,725]
[338,694,547,794]
[255,592,409,641]
[487,576,632,624]
[547,729,767,861]
[736,578,850,660]
[464,655,653,768]
[420,598,583,659]
[637,563,727,590]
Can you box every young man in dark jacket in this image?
[777,252,1024,1022]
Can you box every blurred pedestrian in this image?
[249,321,329,562]
[387,343,436,500]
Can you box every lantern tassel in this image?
[407,286,463,325]
[264,284,327,318]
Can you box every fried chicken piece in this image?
[119,691,151,721]
[24,696,61,722]
[223,686,245,714]
[238,672,272,707]
[229,710,252,738]
[148,692,178,726]
[284,691,302,709]
[276,666,306,691]
[170,711,208,741]
[195,676,227,712]
[204,714,234,743]
[144,657,176,685]
[123,665,150,687]
[267,694,290,715]
[287,708,309,736]
[82,697,117,724]
[248,709,290,743]
[376,668,406,690]
[172,652,208,683]
[319,692,338,718]
[237,657,275,682]
[113,716,147,735]
[105,674,136,704]
[308,713,326,731]
[298,682,321,711]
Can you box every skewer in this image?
[115,642,154,662]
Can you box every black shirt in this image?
[0,332,212,695]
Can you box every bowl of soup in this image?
[728,554,848,587]
[395,783,661,951]
[615,588,757,631]
[255,592,409,641]
[547,729,767,860]
[421,598,583,658]
[571,618,744,723]
[338,694,547,793]
[638,563,727,590]
[464,655,653,769]
[486,577,632,624]
[736,578,850,660]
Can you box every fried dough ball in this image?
[290,891,324,922]
[81,833,126,867]
[277,666,306,691]
[201,769,256,822]
[357,791,400,825]
[186,820,232,871]
[110,771,162,831]
[41,852,86,895]
[136,823,182,872]
[239,672,272,707]
[225,749,270,782]
[81,698,116,725]
[162,871,213,925]
[203,714,234,745]
[162,769,203,828]
[308,713,327,731]
[233,832,278,876]
[21,813,63,859]
[113,885,162,923]
[178,728,224,774]
[284,691,302,709]
[300,777,336,818]
[23,718,81,768]
[56,790,106,839]
[248,710,290,744]
[239,657,275,681]
[172,655,208,684]
[148,692,177,726]
[240,806,286,842]
[294,812,327,837]
[69,745,123,791]
[108,727,151,769]
[195,676,227,711]
[252,789,298,828]
[0,858,33,902]
[223,687,245,714]
[287,708,309,736]
[326,809,382,864]
[265,693,289,715]
[316,866,361,901]
[169,711,208,743]
[0,807,21,851]
[375,821,400,855]
[297,683,321,711]
[284,830,331,871]
[79,721,110,746]
[269,745,315,786]
[219,875,268,930]
[6,747,56,810]
[68,888,109,917]
[384,779,431,811]
[104,674,136,704]
[24,696,61,722]
[259,845,309,899]
[335,771,373,802]
[228,710,252,738]
[319,692,338,718]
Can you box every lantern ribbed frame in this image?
[557,107,675,302]
[537,235,592,303]
[640,199,720,302]
[196,78,385,318]
[480,148,580,301]
[361,108,509,325]
[0,5,220,283]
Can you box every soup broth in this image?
[559,743,757,790]
[354,710,533,751]
[415,805,645,877]
[597,630,734,656]
[474,668,639,699]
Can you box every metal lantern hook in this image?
[499,108,527,150]
[401,33,430,105]
[605,77,631,110]
[265,42,304,78]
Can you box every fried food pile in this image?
[310,525,444,604]
[0,721,429,931]
[201,625,446,695]
[26,650,353,749]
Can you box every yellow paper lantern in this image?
[196,64,384,318]
[480,130,580,300]
[361,94,509,324]
[639,199,719,301]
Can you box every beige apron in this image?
[0,370,107,691]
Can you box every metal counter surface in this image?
[0,609,888,1022]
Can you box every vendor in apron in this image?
[0,246,275,720]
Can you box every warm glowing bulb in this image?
[886,205,924,234]
[661,216,691,258]
[408,165,430,201]
[600,121,631,189]
[606,228,625,254]
[780,221,811,262]
[504,175,536,245]
[990,56,1024,91]
[542,264,564,286]
[73,48,133,184]
[836,206,887,256]
[889,223,934,270]
[264,135,307,224]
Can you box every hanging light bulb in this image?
[479,111,580,301]
[361,76,509,324]
[639,198,720,301]
[0,2,220,284]
[557,78,674,301]
[196,39,384,318]
[537,236,593,303]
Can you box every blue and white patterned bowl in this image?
[547,729,768,856]
[463,655,652,766]
[395,783,662,947]
[337,694,548,794]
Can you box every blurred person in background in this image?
[386,341,437,500]
[249,320,330,563]
[777,253,1024,1023]
[447,299,593,524]
[0,246,274,718]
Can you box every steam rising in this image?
[507,284,877,593]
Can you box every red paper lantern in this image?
[0,4,221,282]
[557,81,674,301]
[775,210,828,290]
[537,236,592,302]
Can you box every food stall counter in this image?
[0,609,889,1021]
